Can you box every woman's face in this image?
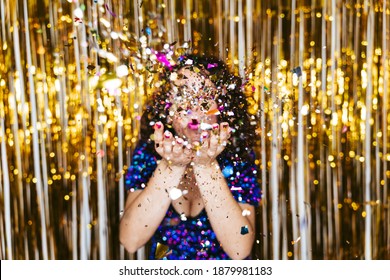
[167,67,219,143]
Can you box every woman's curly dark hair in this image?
[139,53,256,160]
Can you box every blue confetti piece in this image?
[241,225,249,235]
[145,27,152,35]
[291,66,302,77]
[222,165,234,177]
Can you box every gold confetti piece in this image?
[155,243,171,260]
[206,108,220,115]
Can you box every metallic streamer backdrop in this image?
[0,0,389,260]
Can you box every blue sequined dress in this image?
[125,141,261,260]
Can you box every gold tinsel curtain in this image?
[0,0,389,260]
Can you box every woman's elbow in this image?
[229,248,252,260]
[226,235,255,260]
[119,222,142,254]
[119,233,142,254]
[121,242,139,254]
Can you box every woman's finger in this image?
[184,143,193,157]
[208,124,219,157]
[216,122,231,155]
[163,130,173,157]
[154,122,164,155]
[172,137,184,156]
[219,122,230,142]
[153,122,164,143]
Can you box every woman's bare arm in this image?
[120,123,192,253]
[193,162,256,260]
[191,122,256,259]
[119,160,186,253]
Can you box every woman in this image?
[119,54,261,260]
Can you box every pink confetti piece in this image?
[96,150,105,157]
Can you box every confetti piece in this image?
[291,236,301,245]
[207,63,218,69]
[105,4,117,17]
[242,209,251,216]
[169,188,182,200]
[155,51,173,69]
[96,150,105,157]
[241,225,249,235]
[222,165,234,177]
[169,72,178,81]
[292,66,302,77]
[200,123,213,130]
[206,108,220,115]
[155,243,171,259]
[145,27,152,35]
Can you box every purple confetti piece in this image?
[155,51,173,69]
[105,4,117,17]
[207,63,218,69]
[164,102,172,110]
